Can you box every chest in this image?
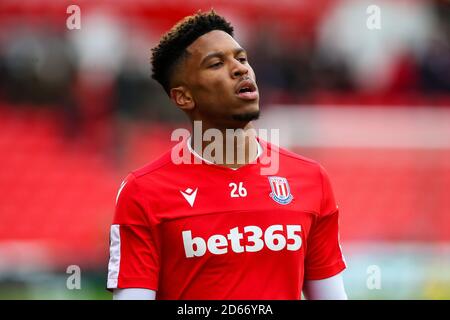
[145,169,322,221]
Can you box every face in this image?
[170,30,259,128]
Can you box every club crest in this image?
[268,176,293,205]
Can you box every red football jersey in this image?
[107,138,346,299]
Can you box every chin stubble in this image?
[231,110,260,122]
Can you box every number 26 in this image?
[229,182,247,198]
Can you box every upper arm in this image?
[304,165,346,280]
[113,288,156,300]
[107,174,160,291]
[303,272,348,300]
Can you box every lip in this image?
[235,79,258,101]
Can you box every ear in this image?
[170,86,195,111]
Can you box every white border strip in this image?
[107,224,121,288]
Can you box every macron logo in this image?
[180,188,198,207]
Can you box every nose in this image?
[231,60,249,79]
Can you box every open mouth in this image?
[235,80,258,100]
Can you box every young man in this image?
[107,10,347,300]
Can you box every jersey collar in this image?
[186,136,263,171]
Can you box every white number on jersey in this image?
[229,182,247,198]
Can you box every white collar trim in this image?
[186,136,262,170]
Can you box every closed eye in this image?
[209,62,223,68]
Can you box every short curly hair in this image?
[150,10,234,95]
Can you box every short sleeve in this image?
[107,173,160,291]
[304,165,346,280]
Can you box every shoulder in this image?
[131,148,175,180]
[261,140,338,215]
[116,146,176,197]
[259,139,333,193]
[260,138,324,171]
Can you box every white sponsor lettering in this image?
[182,224,302,258]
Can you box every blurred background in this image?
[0,0,449,299]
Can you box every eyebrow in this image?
[200,48,247,66]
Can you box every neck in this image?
[190,121,259,169]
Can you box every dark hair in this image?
[150,10,234,95]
